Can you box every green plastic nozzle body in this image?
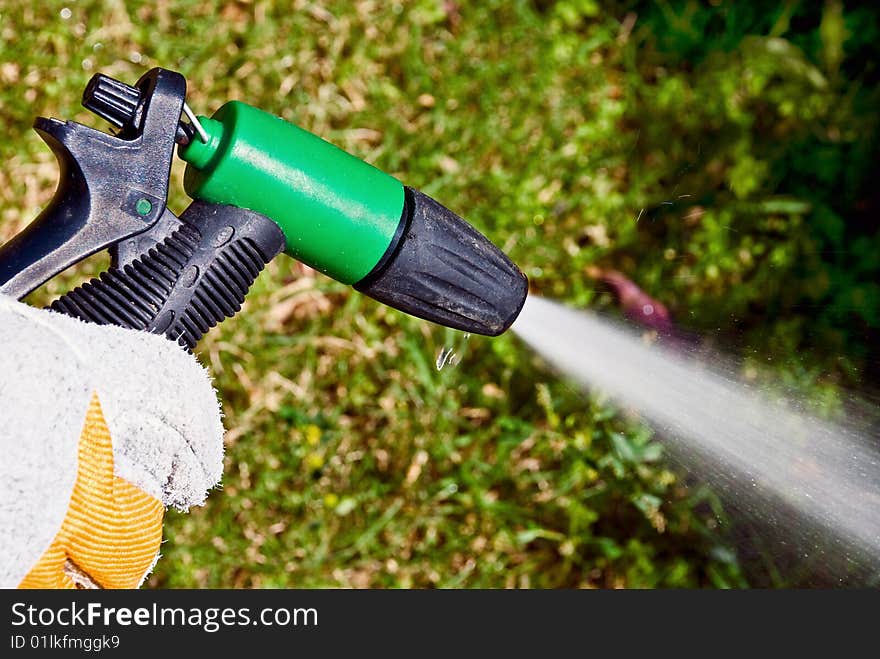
[180,101,404,285]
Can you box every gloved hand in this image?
[0,295,224,589]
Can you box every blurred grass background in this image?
[0,0,877,587]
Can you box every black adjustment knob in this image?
[82,73,141,130]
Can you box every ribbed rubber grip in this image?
[49,202,285,350]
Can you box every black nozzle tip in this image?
[355,187,529,337]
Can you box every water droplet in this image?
[436,346,456,371]
[60,7,72,20]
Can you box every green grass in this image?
[1,1,876,587]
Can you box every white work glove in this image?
[0,295,224,588]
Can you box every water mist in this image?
[512,295,880,576]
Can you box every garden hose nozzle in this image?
[178,101,528,336]
[0,67,527,349]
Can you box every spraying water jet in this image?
[512,294,880,575]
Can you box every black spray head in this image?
[355,187,528,336]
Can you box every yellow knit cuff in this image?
[19,392,164,589]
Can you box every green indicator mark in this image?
[135,198,153,216]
